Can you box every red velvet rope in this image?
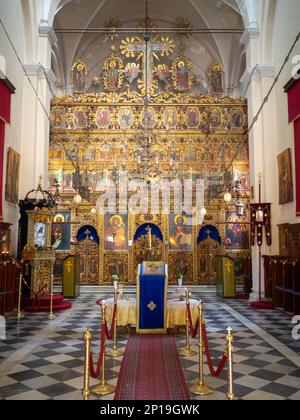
[202,322,228,377]
[22,279,48,306]
[187,303,199,338]
[89,321,106,379]
[105,303,117,340]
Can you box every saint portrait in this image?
[185,107,200,128]
[211,109,222,129]
[163,108,177,129]
[96,108,110,128]
[225,211,249,250]
[169,214,192,251]
[142,109,156,129]
[51,108,65,128]
[105,214,128,250]
[107,61,119,91]
[72,60,87,93]
[278,148,294,205]
[119,108,133,130]
[231,109,244,128]
[74,110,88,128]
[5,147,20,204]
[51,212,71,251]
[124,62,140,85]
[34,223,46,247]
[174,60,190,91]
[155,64,171,86]
[62,173,73,190]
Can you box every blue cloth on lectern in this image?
[138,265,166,330]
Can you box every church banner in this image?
[136,263,167,334]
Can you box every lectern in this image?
[62,255,80,298]
[216,255,236,298]
[136,262,168,334]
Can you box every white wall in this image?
[0,0,54,255]
[0,0,26,254]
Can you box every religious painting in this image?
[231,109,244,129]
[233,165,250,191]
[95,108,110,128]
[141,108,156,129]
[211,109,222,129]
[51,212,71,251]
[171,57,192,92]
[119,108,133,130]
[104,214,128,250]
[84,145,96,161]
[142,261,165,275]
[48,169,63,189]
[278,148,294,204]
[72,59,87,92]
[225,211,249,250]
[185,107,200,128]
[154,64,171,87]
[124,62,140,85]
[62,173,73,190]
[5,147,20,204]
[51,107,66,128]
[163,108,177,129]
[173,255,189,278]
[34,222,46,247]
[73,109,89,128]
[169,214,192,251]
[103,54,124,92]
[49,143,62,160]
[208,60,223,94]
[66,144,78,162]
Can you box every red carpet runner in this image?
[114,334,190,400]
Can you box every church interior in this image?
[0,0,300,401]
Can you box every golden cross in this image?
[205,229,211,236]
[66,261,72,274]
[147,301,157,311]
[146,225,152,250]
[225,261,232,274]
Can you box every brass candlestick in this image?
[82,328,91,400]
[180,289,196,357]
[226,327,235,400]
[108,288,124,358]
[190,300,214,396]
[17,273,24,319]
[90,301,115,396]
[48,274,56,320]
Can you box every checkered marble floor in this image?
[0,292,299,400]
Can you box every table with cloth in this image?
[105,296,199,328]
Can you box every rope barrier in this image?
[105,302,117,340]
[202,322,228,377]
[89,319,106,379]
[22,278,48,306]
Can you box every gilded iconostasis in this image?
[49,18,251,286]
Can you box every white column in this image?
[241,27,277,301]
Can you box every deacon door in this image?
[198,236,220,284]
[77,229,99,284]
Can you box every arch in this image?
[77,225,99,244]
[262,0,278,65]
[134,223,163,242]
[197,225,222,244]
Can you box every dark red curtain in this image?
[0,81,12,124]
[295,117,300,216]
[287,78,300,123]
[0,120,5,220]
[0,79,14,221]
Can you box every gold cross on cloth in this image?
[147,301,157,311]
[225,261,232,274]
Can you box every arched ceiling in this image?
[52,0,245,95]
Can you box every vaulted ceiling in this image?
[52,0,245,95]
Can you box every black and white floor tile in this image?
[0,292,299,400]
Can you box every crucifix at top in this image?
[120,21,175,94]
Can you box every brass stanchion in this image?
[108,288,124,358]
[90,301,116,396]
[82,328,91,400]
[48,274,56,320]
[17,273,24,319]
[226,327,235,400]
[190,300,214,396]
[180,288,196,357]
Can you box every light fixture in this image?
[224,192,232,203]
[73,191,82,205]
[235,201,245,217]
[200,208,207,216]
